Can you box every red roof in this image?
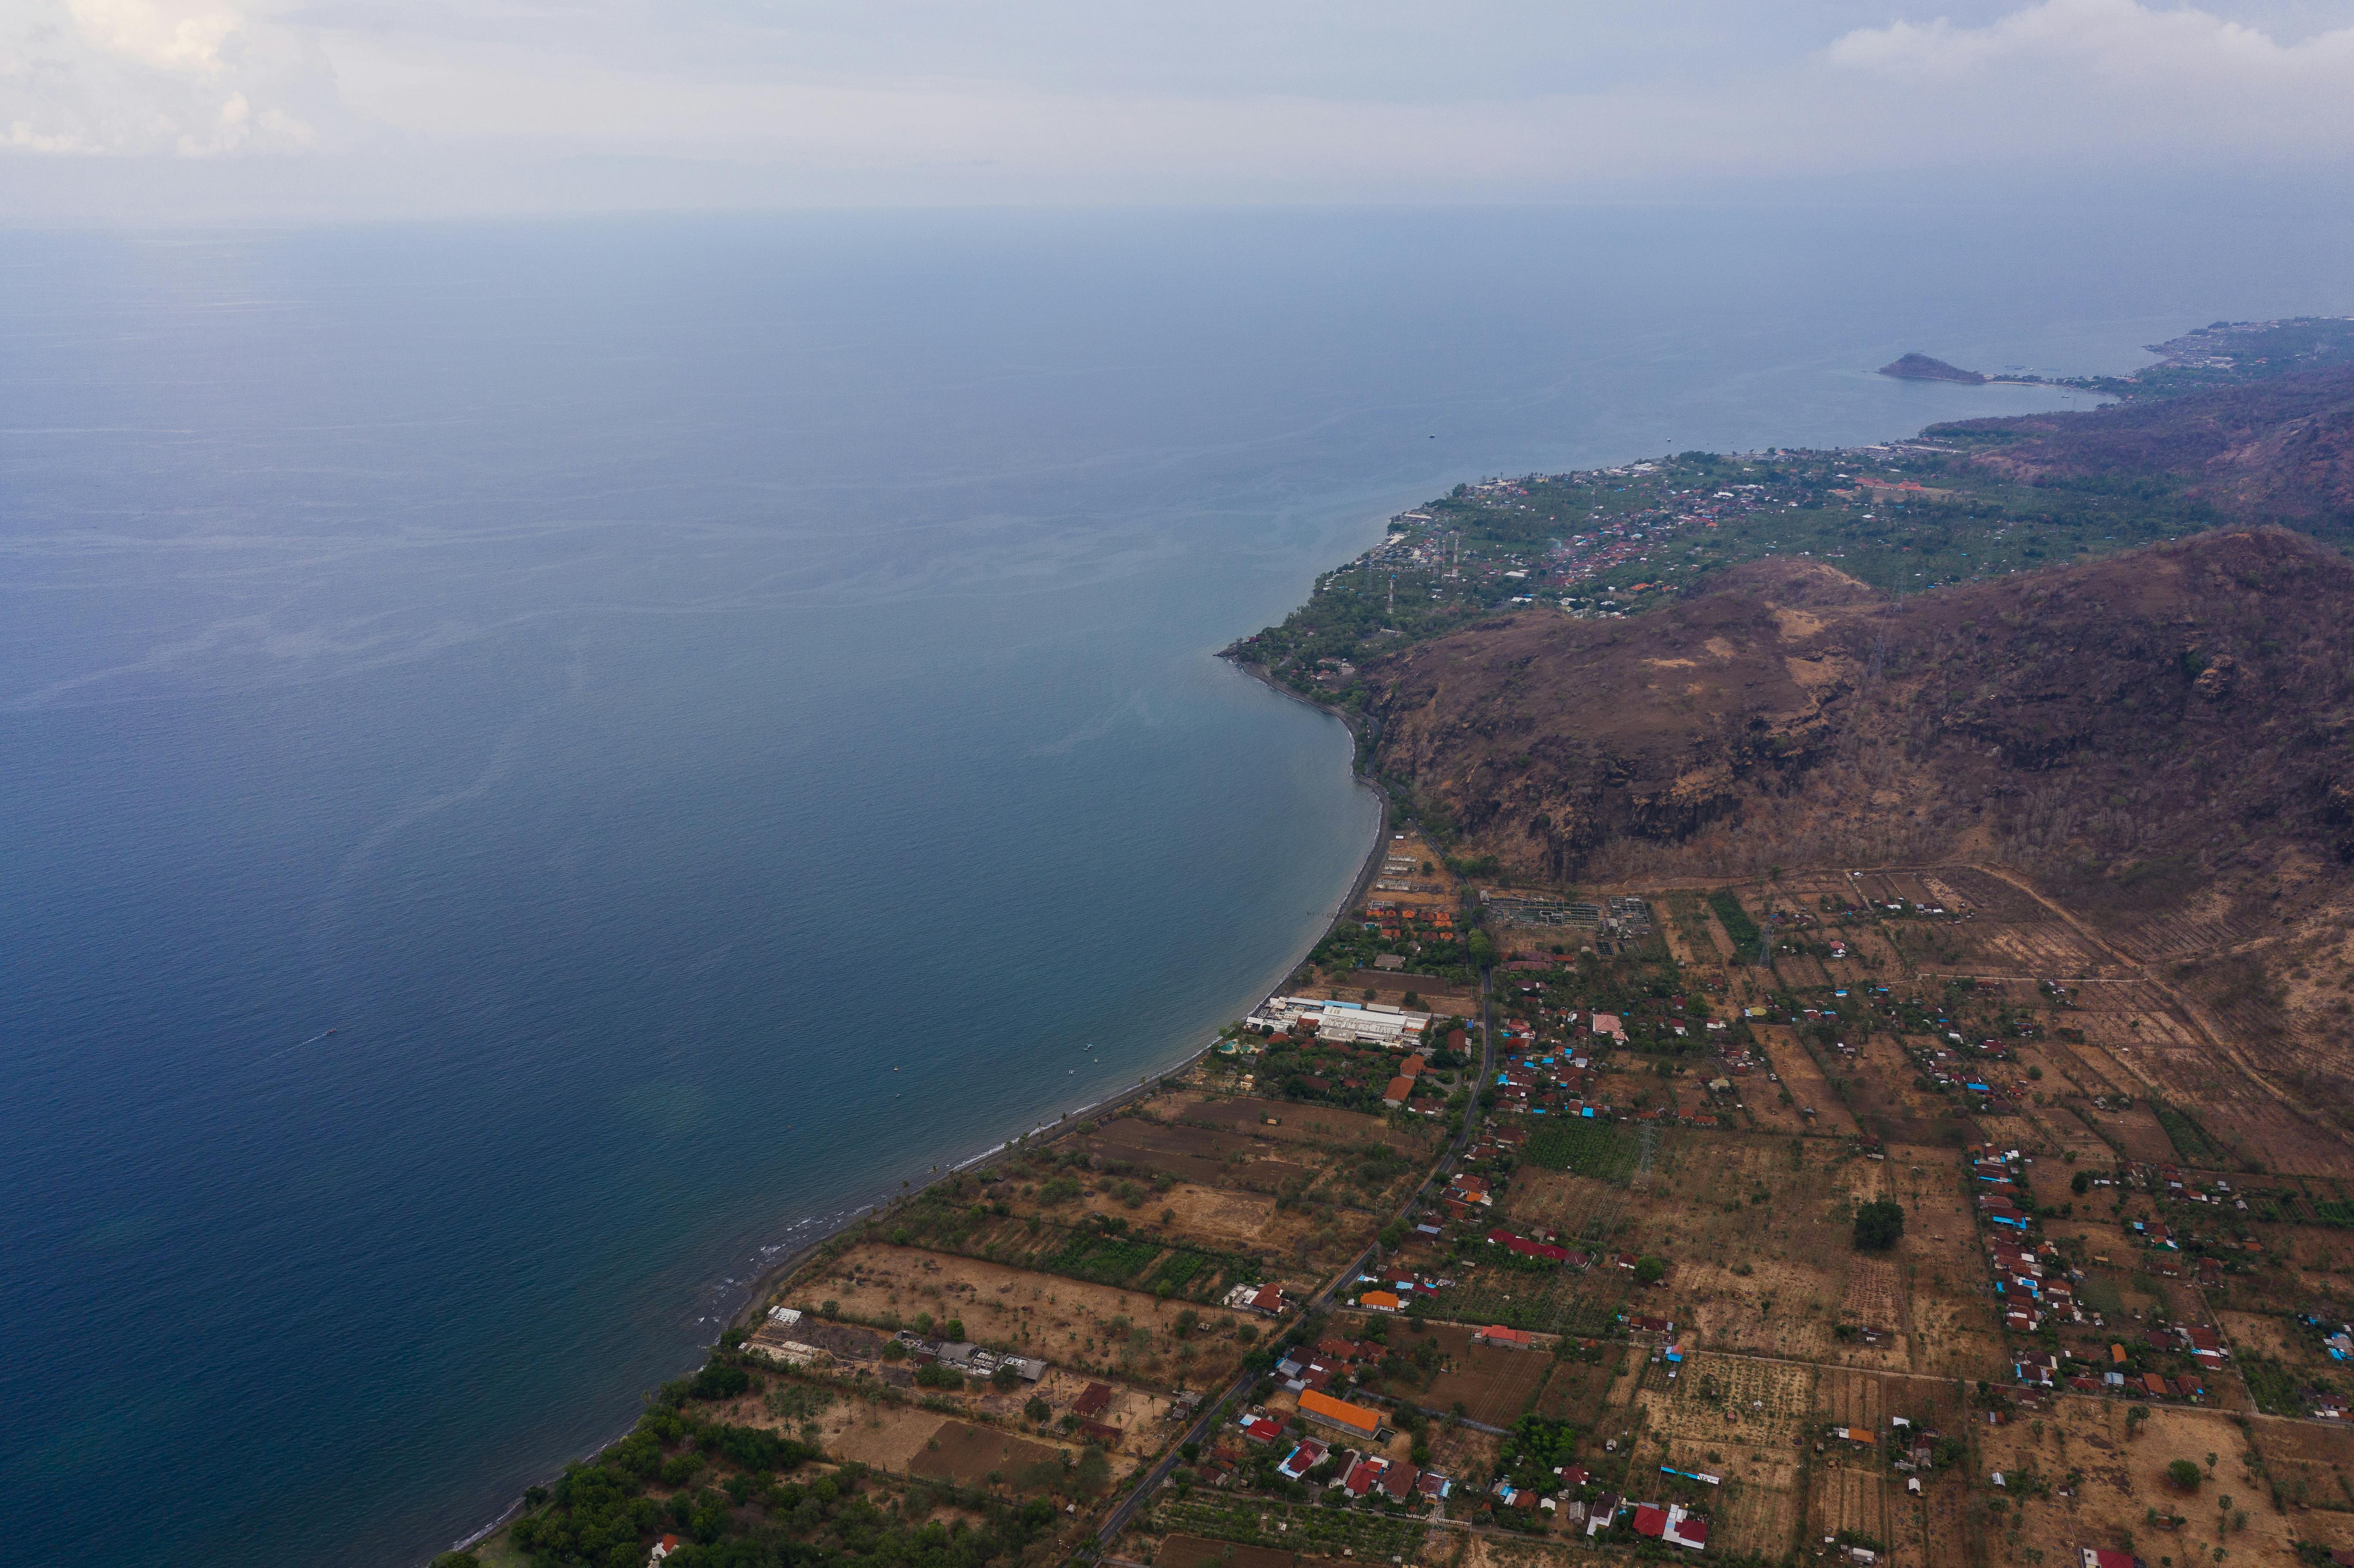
[1632,1503,1670,1538]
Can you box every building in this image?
[1298,1388,1384,1440]
[1224,1282,1288,1316]
[1073,1382,1113,1420]
[1474,1325,1536,1349]
[1276,1440,1328,1481]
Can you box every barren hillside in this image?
[1368,526,2354,1111]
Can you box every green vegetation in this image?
[1043,1231,1165,1285]
[1523,1119,1639,1184]
[1706,890,1761,956]
[1853,1198,1906,1251]
[2152,1099,2225,1166]
[1152,1495,1429,1557]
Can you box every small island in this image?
[1876,351,1985,383]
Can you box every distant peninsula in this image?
[1877,352,1986,383]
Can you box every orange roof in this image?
[1298,1388,1384,1435]
[1358,1290,1403,1311]
[1383,1076,1416,1103]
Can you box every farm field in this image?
[785,1241,1261,1388]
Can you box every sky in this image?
[3,0,2353,219]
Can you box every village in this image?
[489,837,2354,1568]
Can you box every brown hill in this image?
[1934,363,2354,525]
[1370,525,2354,1111]
[1373,526,2354,887]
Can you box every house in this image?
[1239,1413,1289,1445]
[1298,1388,1384,1440]
[1073,1382,1113,1420]
[1381,1460,1421,1502]
[1359,1290,1403,1313]
[651,1537,682,1564]
[1631,1503,1671,1539]
[1224,1282,1288,1316]
[2081,1551,2143,1568]
[1475,1325,1537,1349]
[1383,1076,1416,1106]
[1415,1470,1452,1500]
[1277,1439,1329,1481]
[1664,1506,1709,1551]
[1584,1494,1621,1537]
[1340,1453,1383,1497]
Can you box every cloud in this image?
[1830,0,2354,79]
[1824,0,2354,160]
[0,0,339,154]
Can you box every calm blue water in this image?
[4,205,2350,1568]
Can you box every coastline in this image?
[456,644,1396,1559]
[719,652,1392,1332]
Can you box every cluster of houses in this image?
[1970,1145,2035,1232]
[1990,1235,2073,1341]
[1239,1388,1453,1510]
[1566,1485,1709,1551]
[1491,1046,1613,1121]
[1359,901,1456,940]
[1273,1337,1384,1398]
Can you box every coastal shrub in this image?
[707,1424,816,1474]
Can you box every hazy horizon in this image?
[5,1,2353,223]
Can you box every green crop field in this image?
[1524,1119,1639,1185]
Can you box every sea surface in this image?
[3,203,2350,1568]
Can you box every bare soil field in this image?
[788,1242,1260,1388]
[1074,1114,1322,1192]
[1753,1030,1862,1137]
[1396,1322,1553,1428]
[906,1419,1076,1489]
[1530,1352,1623,1426]
[1165,1094,1433,1156]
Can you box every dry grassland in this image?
[791,1242,1256,1387]
[1970,1399,2353,1568]
[1629,1352,1812,1559]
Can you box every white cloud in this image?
[1824,0,2354,160]
[0,0,337,155]
[1830,0,2354,86]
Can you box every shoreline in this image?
[452,646,1396,1561]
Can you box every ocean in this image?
[3,203,2349,1567]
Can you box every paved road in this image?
[1087,955,1498,1552]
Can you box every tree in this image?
[2071,1170,2092,1195]
[1076,1447,1113,1494]
[1853,1198,1906,1251]
[1024,1396,1051,1422]
[2168,1459,2203,1492]
[992,1364,1021,1392]
[943,1318,965,1341]
[1634,1255,1666,1285]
